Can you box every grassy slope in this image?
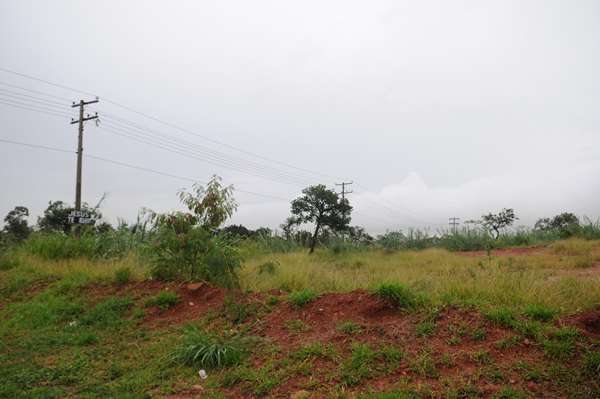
[0,239,599,398]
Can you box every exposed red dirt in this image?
[79,280,597,398]
[562,309,600,339]
[458,245,548,257]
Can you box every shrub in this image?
[288,289,317,308]
[114,267,132,285]
[374,283,421,309]
[144,291,179,310]
[149,225,241,287]
[171,327,249,369]
[522,304,557,322]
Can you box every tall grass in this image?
[240,241,600,313]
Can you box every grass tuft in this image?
[144,291,179,310]
[288,289,317,308]
[374,283,422,309]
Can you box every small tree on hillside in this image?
[289,184,352,253]
[535,212,580,237]
[3,206,31,242]
[481,208,518,239]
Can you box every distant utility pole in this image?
[335,181,353,202]
[71,98,99,211]
[336,181,353,240]
[449,217,460,233]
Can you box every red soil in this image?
[80,282,596,398]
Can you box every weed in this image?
[223,296,257,324]
[491,387,526,399]
[341,343,378,385]
[144,291,180,310]
[337,320,363,335]
[374,283,422,309]
[447,336,461,346]
[495,335,521,350]
[358,390,422,399]
[266,295,279,306]
[288,289,317,308]
[471,327,487,341]
[415,320,436,337]
[409,348,438,378]
[440,353,455,367]
[582,350,600,376]
[284,319,310,333]
[114,267,132,285]
[471,350,492,365]
[512,319,543,340]
[522,304,557,322]
[484,307,516,327]
[171,327,249,369]
[293,342,337,360]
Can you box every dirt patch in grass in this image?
[563,309,600,339]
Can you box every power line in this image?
[0,66,340,181]
[0,98,71,118]
[0,80,73,102]
[0,137,290,202]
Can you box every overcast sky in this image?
[1,0,599,234]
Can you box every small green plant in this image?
[144,291,180,310]
[113,267,132,285]
[292,342,336,360]
[288,289,317,308]
[416,320,436,337]
[374,283,421,309]
[471,350,492,365]
[337,320,363,335]
[409,348,438,378]
[522,304,557,322]
[284,319,310,333]
[447,336,461,346]
[266,295,279,306]
[543,327,579,360]
[484,307,516,327]
[171,327,249,369]
[258,261,278,275]
[341,343,378,385]
[471,327,487,341]
[491,387,526,399]
[81,296,133,327]
[582,350,600,376]
[495,335,521,350]
[223,296,258,324]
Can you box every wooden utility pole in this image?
[335,181,353,202]
[71,98,98,211]
[449,217,460,233]
[336,181,353,240]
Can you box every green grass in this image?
[522,304,558,321]
[144,291,179,310]
[171,326,250,369]
[288,289,317,308]
[375,283,422,309]
[337,320,363,335]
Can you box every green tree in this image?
[3,206,31,242]
[177,175,237,230]
[289,184,352,253]
[535,212,580,237]
[481,208,518,239]
[37,200,100,234]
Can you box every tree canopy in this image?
[289,184,352,253]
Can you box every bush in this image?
[149,225,241,287]
[144,291,179,310]
[374,283,421,309]
[114,267,132,285]
[171,327,249,369]
[288,289,317,308]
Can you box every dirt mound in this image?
[143,282,226,326]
